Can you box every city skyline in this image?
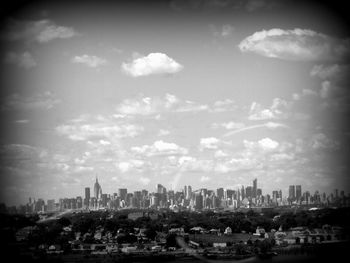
[1,0,349,206]
[13,176,349,213]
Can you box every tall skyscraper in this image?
[296,185,302,201]
[245,186,252,199]
[253,178,257,198]
[217,188,224,200]
[289,185,295,201]
[85,187,90,207]
[186,185,192,199]
[94,176,102,199]
[118,188,127,201]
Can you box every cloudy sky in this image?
[0,0,349,205]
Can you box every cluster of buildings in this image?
[9,177,350,214]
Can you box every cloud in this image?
[1,92,61,111]
[121,53,183,77]
[158,129,170,136]
[139,176,151,185]
[118,160,145,173]
[210,24,234,38]
[239,28,350,61]
[224,122,288,137]
[5,51,37,69]
[56,118,143,141]
[200,137,220,150]
[116,93,207,115]
[311,133,339,150]
[244,137,279,151]
[131,140,188,157]
[200,175,211,182]
[5,19,78,43]
[211,99,238,112]
[14,120,30,124]
[72,55,107,68]
[249,98,290,120]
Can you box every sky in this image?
[0,0,349,206]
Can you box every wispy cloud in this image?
[56,114,144,141]
[72,54,107,68]
[5,51,37,69]
[14,120,30,124]
[1,92,61,111]
[224,122,288,137]
[5,19,79,43]
[121,53,183,77]
[239,28,350,61]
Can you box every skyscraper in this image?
[289,185,295,201]
[186,185,192,199]
[253,178,257,198]
[85,187,90,207]
[217,188,224,200]
[296,185,302,201]
[94,176,102,199]
[118,188,127,201]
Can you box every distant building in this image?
[253,178,257,198]
[94,177,102,199]
[84,187,90,207]
[118,188,127,201]
[289,185,296,202]
[296,185,302,201]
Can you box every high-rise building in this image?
[94,176,102,199]
[217,188,224,200]
[186,185,192,199]
[253,178,257,198]
[47,199,55,212]
[157,184,166,194]
[289,185,295,201]
[257,188,262,197]
[296,185,302,201]
[84,187,90,207]
[118,188,127,201]
[245,186,252,199]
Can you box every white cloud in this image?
[5,51,37,69]
[200,137,220,150]
[72,55,107,68]
[214,150,228,158]
[139,176,151,185]
[249,98,290,120]
[239,28,350,61]
[6,19,78,43]
[244,137,279,151]
[116,93,207,115]
[211,24,234,38]
[200,175,211,182]
[224,122,288,137]
[158,129,170,136]
[1,92,61,111]
[121,53,183,77]
[131,140,188,157]
[56,114,144,141]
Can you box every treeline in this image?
[1,207,349,247]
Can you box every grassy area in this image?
[189,233,255,244]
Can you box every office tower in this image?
[47,199,55,212]
[288,185,295,201]
[278,190,282,199]
[253,178,257,198]
[245,186,252,199]
[241,185,245,199]
[217,188,224,200]
[85,187,90,207]
[296,185,302,201]
[257,188,262,196]
[76,196,82,209]
[94,176,102,199]
[186,185,192,199]
[184,186,187,198]
[118,188,127,201]
[157,184,167,194]
[195,193,203,210]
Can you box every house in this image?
[209,229,220,235]
[190,227,204,234]
[224,227,232,235]
[169,227,185,235]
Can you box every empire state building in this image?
[94,176,102,199]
